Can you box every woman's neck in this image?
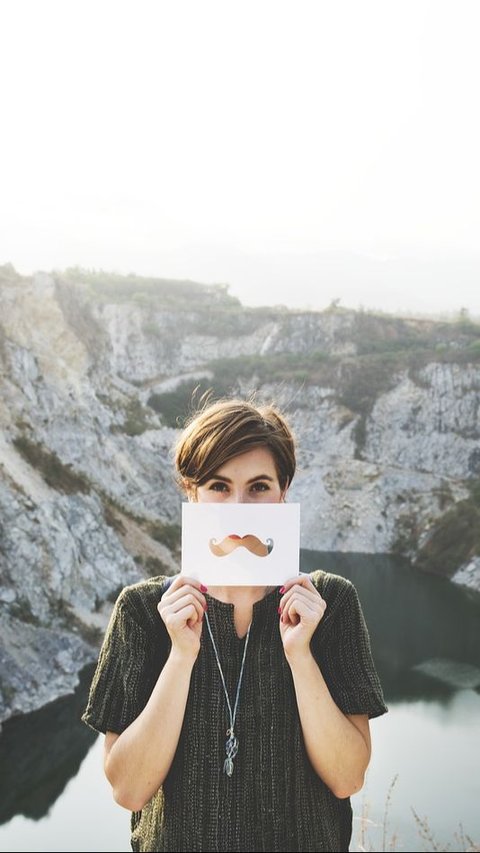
[207,585,274,639]
[207,585,273,605]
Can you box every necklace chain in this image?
[204,612,251,777]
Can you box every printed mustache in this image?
[209,534,274,558]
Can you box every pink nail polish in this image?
[200,584,208,593]
[279,586,285,594]
[277,606,282,615]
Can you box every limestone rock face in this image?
[451,556,480,593]
[0,267,479,723]
[364,364,480,479]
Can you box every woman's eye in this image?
[251,482,269,492]
[209,482,228,492]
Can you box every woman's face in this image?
[193,446,286,504]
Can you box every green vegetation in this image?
[62,266,240,310]
[13,437,91,494]
[467,339,480,358]
[147,315,480,436]
[110,398,155,436]
[149,379,231,428]
[15,266,480,491]
[346,310,480,369]
[102,502,127,534]
[148,351,332,427]
[60,266,480,360]
[145,520,181,554]
[53,601,105,646]
[180,303,283,340]
[432,481,455,511]
[100,493,181,557]
[204,313,480,405]
[9,596,41,625]
[469,479,480,506]
[208,350,331,384]
[135,555,173,578]
[455,306,480,335]
[98,490,151,526]
[392,510,421,557]
[62,267,287,340]
[338,353,401,412]
[0,262,27,284]
[415,498,480,577]
[352,312,426,355]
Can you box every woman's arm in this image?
[103,577,207,811]
[287,651,371,798]
[279,576,371,799]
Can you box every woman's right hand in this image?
[157,576,207,659]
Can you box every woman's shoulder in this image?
[114,574,173,631]
[308,569,367,641]
[308,569,358,611]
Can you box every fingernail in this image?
[200,584,208,592]
[279,586,285,594]
[277,606,282,615]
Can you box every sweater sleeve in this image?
[311,572,388,719]
[81,586,167,735]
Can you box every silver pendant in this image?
[224,729,238,776]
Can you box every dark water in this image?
[302,551,480,701]
[0,553,479,852]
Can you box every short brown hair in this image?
[175,398,296,493]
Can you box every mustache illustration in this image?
[209,534,274,558]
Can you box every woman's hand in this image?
[278,574,326,661]
[157,575,207,660]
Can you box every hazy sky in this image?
[1,0,479,315]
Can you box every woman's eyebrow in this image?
[208,473,275,484]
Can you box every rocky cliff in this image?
[1,264,479,724]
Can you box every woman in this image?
[82,398,387,852]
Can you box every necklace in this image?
[204,612,251,777]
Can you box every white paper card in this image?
[181,503,300,586]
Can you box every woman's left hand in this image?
[278,575,327,660]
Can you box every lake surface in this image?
[1,552,479,852]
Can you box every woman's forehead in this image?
[211,446,278,478]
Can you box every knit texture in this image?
[82,571,387,852]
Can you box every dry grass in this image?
[353,775,479,852]
[354,774,399,852]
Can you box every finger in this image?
[157,589,206,617]
[161,599,204,629]
[163,602,203,631]
[279,574,316,596]
[280,583,326,613]
[280,584,318,605]
[159,592,205,625]
[160,584,207,613]
[163,575,208,597]
[160,584,207,607]
[280,590,326,623]
[282,597,321,626]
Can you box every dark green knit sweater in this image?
[82,571,387,852]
